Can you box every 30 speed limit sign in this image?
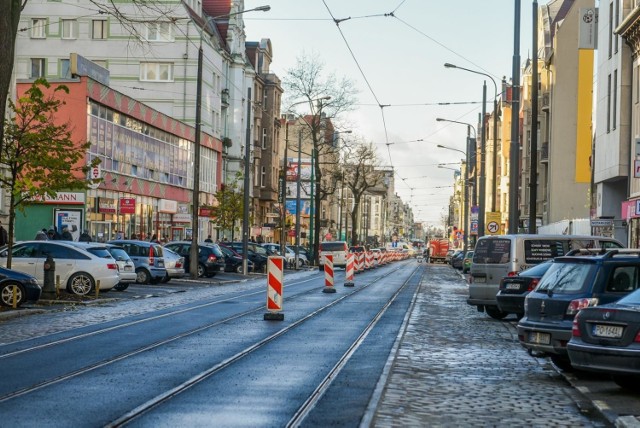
[487,221,500,234]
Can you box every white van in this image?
[319,241,349,270]
[468,234,624,319]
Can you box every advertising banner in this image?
[54,209,83,241]
[285,200,311,215]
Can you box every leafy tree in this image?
[211,173,244,241]
[2,79,99,267]
[283,53,358,263]
[342,142,385,245]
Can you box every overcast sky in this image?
[244,0,543,229]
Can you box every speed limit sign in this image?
[487,221,499,234]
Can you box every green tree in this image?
[2,79,99,267]
[212,173,244,241]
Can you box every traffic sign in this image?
[485,212,502,235]
[487,221,499,233]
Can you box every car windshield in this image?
[534,262,596,293]
[83,247,113,259]
[108,247,130,261]
[519,260,554,277]
[322,242,347,251]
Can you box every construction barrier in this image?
[323,254,336,293]
[358,252,365,273]
[344,253,355,287]
[264,256,285,320]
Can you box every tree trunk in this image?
[350,195,361,246]
[313,148,321,265]
[0,1,23,153]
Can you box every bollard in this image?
[264,256,285,320]
[12,285,18,309]
[357,252,365,274]
[344,253,355,287]
[55,275,60,298]
[95,280,100,298]
[322,254,336,293]
[42,255,57,299]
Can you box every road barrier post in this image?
[344,253,355,287]
[264,256,285,320]
[322,254,336,293]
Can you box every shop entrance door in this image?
[91,221,113,243]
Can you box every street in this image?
[0,260,638,426]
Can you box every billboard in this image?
[285,200,311,215]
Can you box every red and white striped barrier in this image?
[344,253,355,287]
[264,256,284,320]
[323,254,336,293]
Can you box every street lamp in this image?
[444,63,499,216]
[190,5,270,278]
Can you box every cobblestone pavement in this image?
[371,264,611,428]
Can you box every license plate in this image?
[528,331,550,345]
[474,276,486,283]
[593,324,623,338]
[124,266,133,271]
[506,283,520,290]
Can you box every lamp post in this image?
[190,4,270,278]
[444,63,499,215]
[436,119,477,252]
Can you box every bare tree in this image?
[283,53,358,263]
[341,143,385,246]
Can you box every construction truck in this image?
[428,239,450,263]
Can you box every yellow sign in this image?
[485,212,502,235]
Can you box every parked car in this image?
[223,242,268,272]
[260,243,308,268]
[319,241,349,271]
[518,248,640,370]
[108,240,167,284]
[164,241,224,277]
[288,245,311,261]
[161,247,186,282]
[469,234,624,320]
[0,241,119,295]
[567,287,640,390]
[496,260,554,320]
[218,245,255,273]
[0,267,41,307]
[450,251,465,269]
[462,250,474,273]
[69,242,136,291]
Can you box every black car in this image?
[567,287,640,390]
[164,241,225,277]
[224,242,268,272]
[0,267,41,307]
[450,251,465,269]
[518,249,640,370]
[496,260,553,319]
[218,245,255,273]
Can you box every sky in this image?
[243,0,544,230]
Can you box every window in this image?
[61,19,77,39]
[92,20,107,39]
[615,0,620,54]
[608,2,613,59]
[262,128,267,149]
[613,69,618,131]
[263,89,268,107]
[139,62,174,82]
[31,18,46,38]
[30,58,45,78]
[261,166,266,187]
[60,59,70,78]
[607,73,611,133]
[144,22,173,42]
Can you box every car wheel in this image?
[161,273,170,283]
[67,272,95,296]
[114,282,129,291]
[550,354,574,372]
[150,276,162,284]
[197,264,206,277]
[485,306,508,320]
[235,264,243,274]
[612,375,640,391]
[297,259,304,268]
[0,282,25,307]
[136,268,151,284]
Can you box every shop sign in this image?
[158,199,178,214]
[199,207,213,217]
[622,200,637,220]
[173,213,192,223]
[119,198,136,214]
[98,198,116,214]
[177,204,189,214]
[31,192,85,205]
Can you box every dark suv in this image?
[223,242,268,273]
[517,249,640,370]
[164,241,225,277]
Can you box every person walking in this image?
[79,231,92,242]
[204,235,213,243]
[0,222,8,246]
[61,226,73,241]
[35,229,48,240]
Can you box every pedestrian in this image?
[79,230,92,242]
[0,222,7,246]
[47,229,56,240]
[61,226,73,241]
[150,234,159,243]
[53,226,62,240]
[204,235,213,243]
[35,229,48,240]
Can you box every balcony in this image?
[541,93,550,111]
[540,142,549,163]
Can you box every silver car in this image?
[69,242,136,291]
[162,247,185,283]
